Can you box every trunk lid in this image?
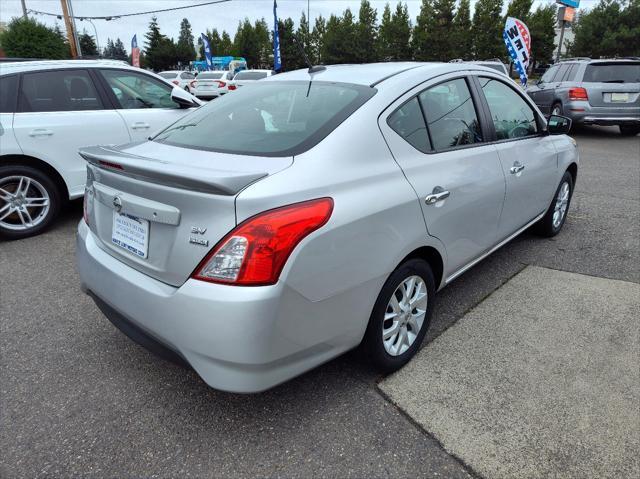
[81,141,292,286]
[583,61,640,107]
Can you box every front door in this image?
[380,76,506,277]
[476,75,558,239]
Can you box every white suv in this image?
[0,60,201,239]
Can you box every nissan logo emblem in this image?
[113,196,123,212]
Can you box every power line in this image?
[27,0,232,21]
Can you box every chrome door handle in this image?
[425,189,450,205]
[510,164,525,174]
[131,122,150,130]
[28,129,53,137]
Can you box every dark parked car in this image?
[526,58,640,135]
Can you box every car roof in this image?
[237,69,273,73]
[559,57,640,64]
[0,59,130,74]
[266,62,489,87]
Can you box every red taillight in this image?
[217,80,226,88]
[192,198,334,286]
[190,80,196,89]
[228,84,236,90]
[172,80,180,85]
[569,87,588,101]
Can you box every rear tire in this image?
[550,102,563,116]
[0,165,62,240]
[619,125,640,136]
[362,259,436,374]
[534,171,573,238]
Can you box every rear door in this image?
[475,74,558,238]
[97,68,195,142]
[380,74,506,277]
[527,64,561,114]
[581,61,640,110]
[12,68,130,197]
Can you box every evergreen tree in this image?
[412,0,436,60]
[296,12,311,55]
[568,0,639,58]
[430,0,457,61]
[379,2,412,60]
[219,31,233,55]
[176,18,196,66]
[321,14,344,64]
[112,38,128,61]
[452,0,473,60]
[254,19,271,68]
[310,15,326,63]
[0,17,70,59]
[102,38,115,59]
[356,0,379,62]
[277,17,302,71]
[472,0,505,59]
[79,30,98,57]
[505,0,533,22]
[528,3,557,68]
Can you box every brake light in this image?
[228,84,236,90]
[217,81,226,87]
[569,87,588,101]
[190,80,196,89]
[192,198,334,286]
[172,80,180,85]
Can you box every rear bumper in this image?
[564,101,640,126]
[76,221,355,393]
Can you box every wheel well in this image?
[401,246,444,288]
[567,162,578,185]
[0,155,69,199]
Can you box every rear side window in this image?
[583,62,640,83]
[234,71,268,80]
[563,64,578,81]
[479,77,538,140]
[100,69,177,109]
[19,70,104,112]
[554,64,570,83]
[388,97,431,153]
[418,78,483,150]
[180,72,195,79]
[153,81,376,156]
[0,75,18,113]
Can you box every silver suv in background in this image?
[526,58,640,135]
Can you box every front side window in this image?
[418,78,483,150]
[100,70,177,109]
[19,70,103,112]
[388,97,431,153]
[153,81,375,156]
[479,77,538,140]
[540,65,559,83]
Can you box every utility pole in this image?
[60,0,78,58]
[67,0,83,57]
[21,0,28,19]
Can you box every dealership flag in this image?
[201,33,213,70]
[503,17,531,86]
[273,0,282,71]
[131,34,140,67]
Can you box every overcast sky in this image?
[1,0,598,53]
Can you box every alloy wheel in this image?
[552,181,570,229]
[0,175,51,231]
[382,275,428,356]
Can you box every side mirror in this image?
[547,114,572,135]
[171,86,198,108]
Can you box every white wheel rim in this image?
[552,181,570,229]
[382,275,428,356]
[0,175,51,231]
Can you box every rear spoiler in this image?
[80,145,267,196]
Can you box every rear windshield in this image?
[198,72,224,79]
[234,71,268,80]
[158,72,176,79]
[583,63,640,83]
[153,81,376,156]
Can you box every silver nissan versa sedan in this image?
[76,62,579,392]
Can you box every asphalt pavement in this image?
[1,126,638,478]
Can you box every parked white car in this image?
[0,60,202,239]
[193,70,234,99]
[228,69,277,91]
[158,70,197,93]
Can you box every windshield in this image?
[234,71,268,81]
[153,81,376,156]
[198,72,224,80]
[583,63,640,83]
[158,72,176,79]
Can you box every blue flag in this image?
[201,33,213,71]
[273,0,282,71]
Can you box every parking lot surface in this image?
[1,126,638,478]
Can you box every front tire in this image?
[0,165,61,240]
[362,259,436,373]
[619,125,640,136]
[535,171,573,237]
